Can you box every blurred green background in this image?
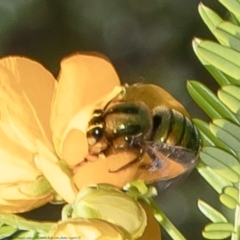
[0,0,232,239]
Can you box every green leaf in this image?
[210,123,240,158]
[187,81,239,123]
[199,3,240,52]
[192,38,240,83]
[193,119,215,147]
[193,119,236,156]
[218,85,240,116]
[198,3,223,37]
[203,222,234,239]
[197,161,232,194]
[202,230,232,239]
[198,4,236,50]
[203,146,240,174]
[198,200,228,222]
[200,153,239,183]
[212,119,240,143]
[205,222,234,231]
[0,213,53,234]
[220,186,239,210]
[221,85,240,101]
[215,22,240,52]
[204,65,232,86]
[223,186,239,201]
[0,226,17,238]
[200,147,240,183]
[219,0,240,20]
[218,89,240,115]
[220,192,238,209]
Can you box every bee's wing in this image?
[149,143,199,168]
[138,143,199,192]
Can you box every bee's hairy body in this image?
[87,83,200,175]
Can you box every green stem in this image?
[142,197,187,240]
[0,213,53,234]
[231,182,240,240]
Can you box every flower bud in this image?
[62,184,147,239]
[50,218,130,240]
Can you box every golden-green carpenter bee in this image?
[87,83,200,188]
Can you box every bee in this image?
[87,83,200,188]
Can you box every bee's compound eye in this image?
[87,127,104,145]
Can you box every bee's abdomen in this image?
[152,107,200,152]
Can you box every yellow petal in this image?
[51,52,121,153]
[34,140,78,203]
[0,56,56,142]
[60,85,122,167]
[0,57,58,212]
[0,188,53,213]
[73,151,139,190]
[0,126,41,183]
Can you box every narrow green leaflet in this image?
[198,200,228,222]
[220,193,238,209]
[193,38,240,83]
[221,85,240,101]
[191,1,240,240]
[193,119,236,155]
[202,231,232,239]
[199,3,240,52]
[200,153,239,183]
[197,161,232,194]
[187,81,239,124]
[203,222,234,239]
[192,40,233,86]
[223,186,239,201]
[218,87,240,116]
[205,222,234,232]
[220,186,239,210]
[218,90,240,116]
[200,147,240,183]
[215,22,240,52]
[204,65,232,86]
[219,0,240,21]
[198,3,223,38]
[212,119,240,143]
[210,123,240,158]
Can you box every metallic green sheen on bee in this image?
[87,83,200,183]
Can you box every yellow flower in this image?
[0,51,187,215]
[0,53,122,213]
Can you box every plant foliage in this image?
[187,1,240,239]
